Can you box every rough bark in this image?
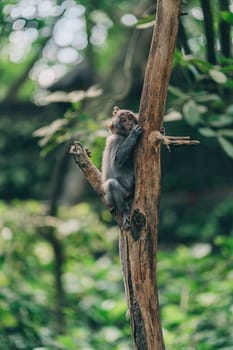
[119,1,182,349]
[70,0,183,349]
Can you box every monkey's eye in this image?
[121,117,126,123]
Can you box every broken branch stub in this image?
[149,130,200,151]
[69,141,102,195]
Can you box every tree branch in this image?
[69,141,123,227]
[69,141,102,195]
[149,130,200,151]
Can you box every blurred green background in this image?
[0,0,233,349]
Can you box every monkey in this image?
[101,106,143,228]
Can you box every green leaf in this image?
[136,15,155,29]
[33,119,68,146]
[195,93,222,103]
[209,69,227,84]
[218,129,233,138]
[226,105,233,115]
[217,136,233,159]
[34,119,67,138]
[198,127,216,137]
[220,11,233,25]
[162,305,186,326]
[189,58,212,73]
[168,86,187,99]
[209,115,233,127]
[183,100,201,126]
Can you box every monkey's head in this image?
[109,106,138,136]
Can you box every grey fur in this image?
[102,112,142,227]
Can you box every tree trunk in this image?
[70,0,182,348]
[200,0,216,64]
[119,1,181,349]
[218,0,231,58]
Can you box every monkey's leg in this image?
[102,179,130,228]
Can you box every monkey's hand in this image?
[131,124,143,137]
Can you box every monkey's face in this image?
[111,110,137,136]
[119,113,136,131]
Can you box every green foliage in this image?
[0,2,233,348]
[220,11,233,25]
[0,200,233,349]
[167,52,233,158]
[0,110,58,199]
[159,242,233,350]
[33,86,104,158]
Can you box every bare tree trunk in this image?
[70,1,184,349]
[218,0,231,58]
[178,21,191,55]
[200,0,216,64]
[119,1,181,349]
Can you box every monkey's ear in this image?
[108,122,114,133]
[113,106,120,116]
[135,113,139,122]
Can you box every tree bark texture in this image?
[70,1,182,349]
[119,1,182,349]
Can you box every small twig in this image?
[149,130,200,151]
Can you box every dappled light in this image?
[1,0,233,349]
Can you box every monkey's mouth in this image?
[125,124,133,129]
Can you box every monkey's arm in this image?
[115,125,142,168]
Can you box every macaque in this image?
[101,106,143,228]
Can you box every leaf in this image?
[164,111,182,122]
[168,86,187,99]
[86,85,103,98]
[209,69,227,84]
[220,11,233,25]
[188,58,212,73]
[42,91,85,104]
[136,15,155,29]
[33,119,68,146]
[209,115,233,127]
[218,129,233,138]
[183,100,201,126]
[226,104,233,115]
[34,119,67,137]
[198,127,216,137]
[195,93,222,103]
[217,136,233,159]
[39,86,102,104]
